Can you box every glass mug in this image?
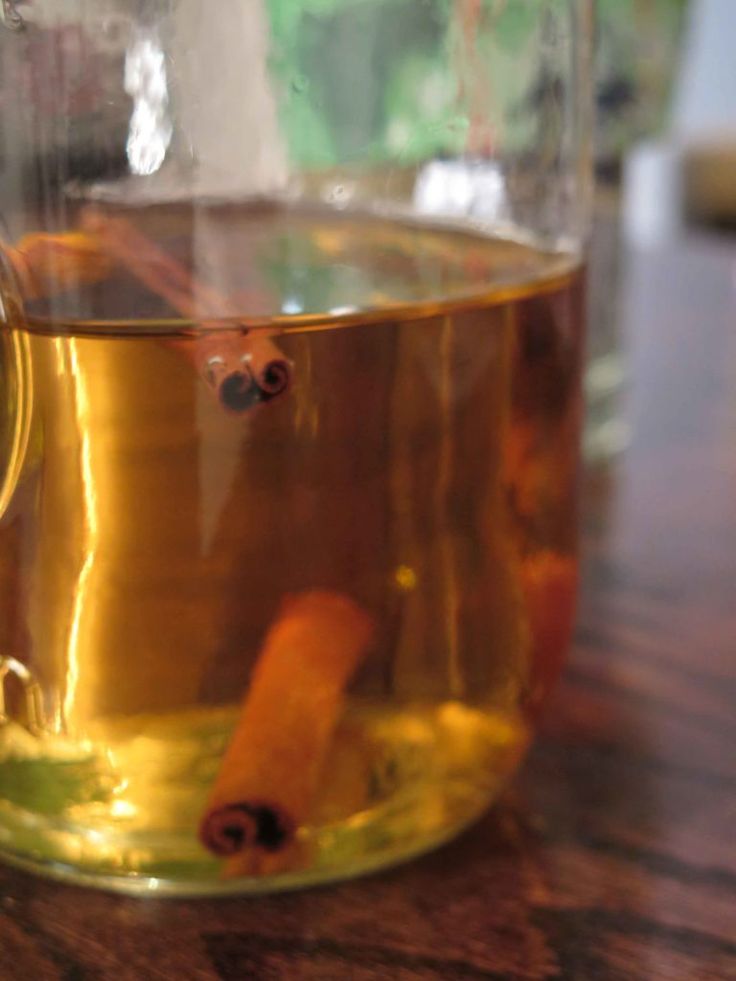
[0,0,591,894]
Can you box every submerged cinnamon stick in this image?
[521,550,578,717]
[199,591,373,863]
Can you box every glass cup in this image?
[0,0,592,895]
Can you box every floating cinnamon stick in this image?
[173,326,292,413]
[3,213,291,413]
[3,230,112,299]
[80,208,292,413]
[199,591,374,865]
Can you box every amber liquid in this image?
[0,203,582,892]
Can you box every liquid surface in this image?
[21,202,575,330]
[0,204,582,891]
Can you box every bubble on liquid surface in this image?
[448,116,470,135]
[326,185,350,207]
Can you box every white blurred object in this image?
[413,160,509,223]
[622,141,684,249]
[88,0,290,202]
[170,0,289,198]
[623,0,736,247]
[672,0,736,141]
[124,30,172,177]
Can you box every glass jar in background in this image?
[0,0,592,894]
[585,0,689,460]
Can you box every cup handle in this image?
[0,252,32,522]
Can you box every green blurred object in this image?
[0,723,113,816]
[265,0,570,168]
[267,0,452,167]
[265,0,689,174]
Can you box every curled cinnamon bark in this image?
[3,211,292,413]
[199,591,374,864]
[80,208,292,413]
[3,231,112,299]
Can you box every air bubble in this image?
[328,185,348,205]
[394,565,418,592]
[448,116,470,134]
[321,181,355,209]
[291,74,309,95]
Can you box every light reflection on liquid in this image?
[63,340,100,727]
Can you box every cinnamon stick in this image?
[3,231,113,300]
[3,213,292,413]
[171,326,291,413]
[80,208,292,413]
[199,591,373,862]
[80,209,227,320]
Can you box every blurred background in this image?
[589,0,735,461]
[272,0,733,464]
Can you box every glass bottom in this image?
[0,703,528,896]
[0,794,498,897]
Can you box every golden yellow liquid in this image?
[0,204,582,893]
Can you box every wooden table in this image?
[2,233,735,980]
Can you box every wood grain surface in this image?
[1,232,735,980]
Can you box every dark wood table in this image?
[2,232,735,981]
